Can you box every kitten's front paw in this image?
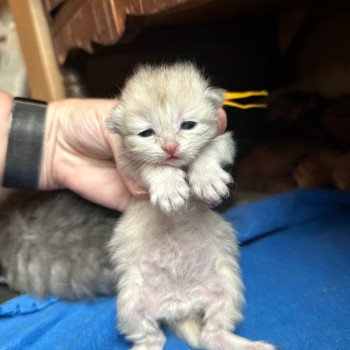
[189,164,232,205]
[150,177,190,213]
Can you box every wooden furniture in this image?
[9,0,290,101]
[9,0,65,101]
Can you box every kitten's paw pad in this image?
[189,166,232,204]
[150,179,190,213]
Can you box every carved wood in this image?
[42,0,288,64]
[10,0,65,100]
[44,0,216,63]
[42,0,66,14]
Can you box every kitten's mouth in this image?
[163,155,184,166]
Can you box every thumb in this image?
[216,108,227,135]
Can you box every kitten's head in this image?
[106,63,224,167]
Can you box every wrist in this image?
[2,97,47,188]
[0,92,13,184]
[39,99,60,189]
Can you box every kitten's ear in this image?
[205,87,224,109]
[105,104,124,134]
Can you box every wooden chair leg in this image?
[9,0,65,101]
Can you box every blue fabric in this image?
[1,189,349,349]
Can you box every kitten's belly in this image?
[113,200,237,321]
[140,238,223,320]
[141,224,213,286]
[136,203,227,319]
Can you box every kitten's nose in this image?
[162,142,179,156]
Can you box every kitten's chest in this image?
[141,221,213,286]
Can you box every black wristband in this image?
[3,98,47,189]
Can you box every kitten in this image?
[0,190,117,299]
[107,63,274,350]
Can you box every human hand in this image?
[40,99,138,211]
[40,98,227,211]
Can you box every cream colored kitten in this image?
[107,63,274,350]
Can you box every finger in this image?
[216,108,227,135]
[108,133,149,200]
[66,166,132,212]
[118,164,149,200]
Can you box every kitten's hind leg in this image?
[202,330,276,350]
[117,292,166,350]
[169,314,203,349]
[200,316,276,350]
[200,299,275,350]
[119,312,166,350]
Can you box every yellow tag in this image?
[223,90,268,109]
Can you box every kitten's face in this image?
[107,64,223,167]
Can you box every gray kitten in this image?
[107,63,275,350]
[0,190,117,299]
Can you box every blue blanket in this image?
[1,189,349,350]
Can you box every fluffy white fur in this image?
[107,63,275,350]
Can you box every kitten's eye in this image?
[181,121,197,130]
[138,129,155,137]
